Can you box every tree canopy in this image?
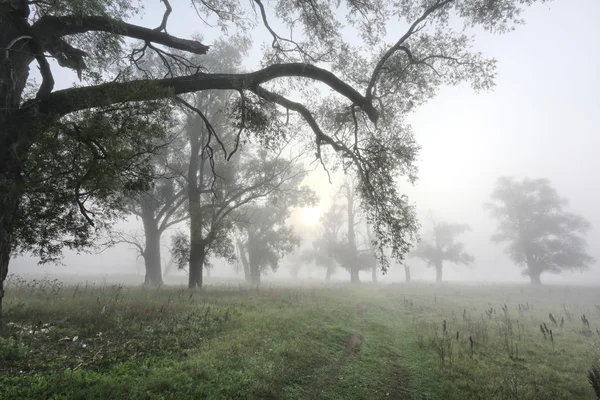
[485,177,594,285]
[410,218,474,283]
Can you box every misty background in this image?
[10,0,600,285]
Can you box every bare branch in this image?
[366,0,454,101]
[155,0,173,32]
[31,15,210,56]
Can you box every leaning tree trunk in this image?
[141,212,163,285]
[404,264,411,283]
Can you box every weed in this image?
[589,364,600,400]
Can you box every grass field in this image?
[1,275,599,399]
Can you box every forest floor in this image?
[1,275,599,399]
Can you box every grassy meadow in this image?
[1,275,600,399]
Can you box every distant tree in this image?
[182,145,305,288]
[410,219,474,284]
[300,205,345,281]
[485,177,595,285]
[304,178,377,283]
[235,164,316,285]
[126,175,187,285]
[338,179,377,283]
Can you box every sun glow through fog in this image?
[303,207,321,225]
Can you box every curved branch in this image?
[366,0,453,101]
[36,63,378,123]
[251,85,343,153]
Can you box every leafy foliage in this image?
[485,177,594,281]
[13,99,175,263]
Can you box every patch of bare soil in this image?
[345,333,364,353]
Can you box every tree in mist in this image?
[403,263,412,283]
[338,179,378,283]
[410,219,474,284]
[0,0,554,326]
[300,205,345,281]
[485,177,594,285]
[235,178,315,284]
[124,137,189,285]
[304,179,377,283]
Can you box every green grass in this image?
[1,276,599,399]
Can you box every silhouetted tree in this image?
[485,177,594,285]
[410,219,474,284]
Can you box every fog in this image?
[10,0,600,286]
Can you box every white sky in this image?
[10,0,600,285]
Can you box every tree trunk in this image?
[188,242,205,289]
[236,239,251,281]
[205,267,211,278]
[435,262,443,284]
[249,262,261,284]
[141,214,163,285]
[371,264,377,282]
[525,250,542,285]
[350,267,360,283]
[247,229,261,285]
[0,9,38,329]
[325,266,332,281]
[187,123,204,289]
[0,172,21,329]
[528,269,542,285]
[404,264,411,283]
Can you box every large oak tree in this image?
[0,0,553,326]
[485,177,594,285]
